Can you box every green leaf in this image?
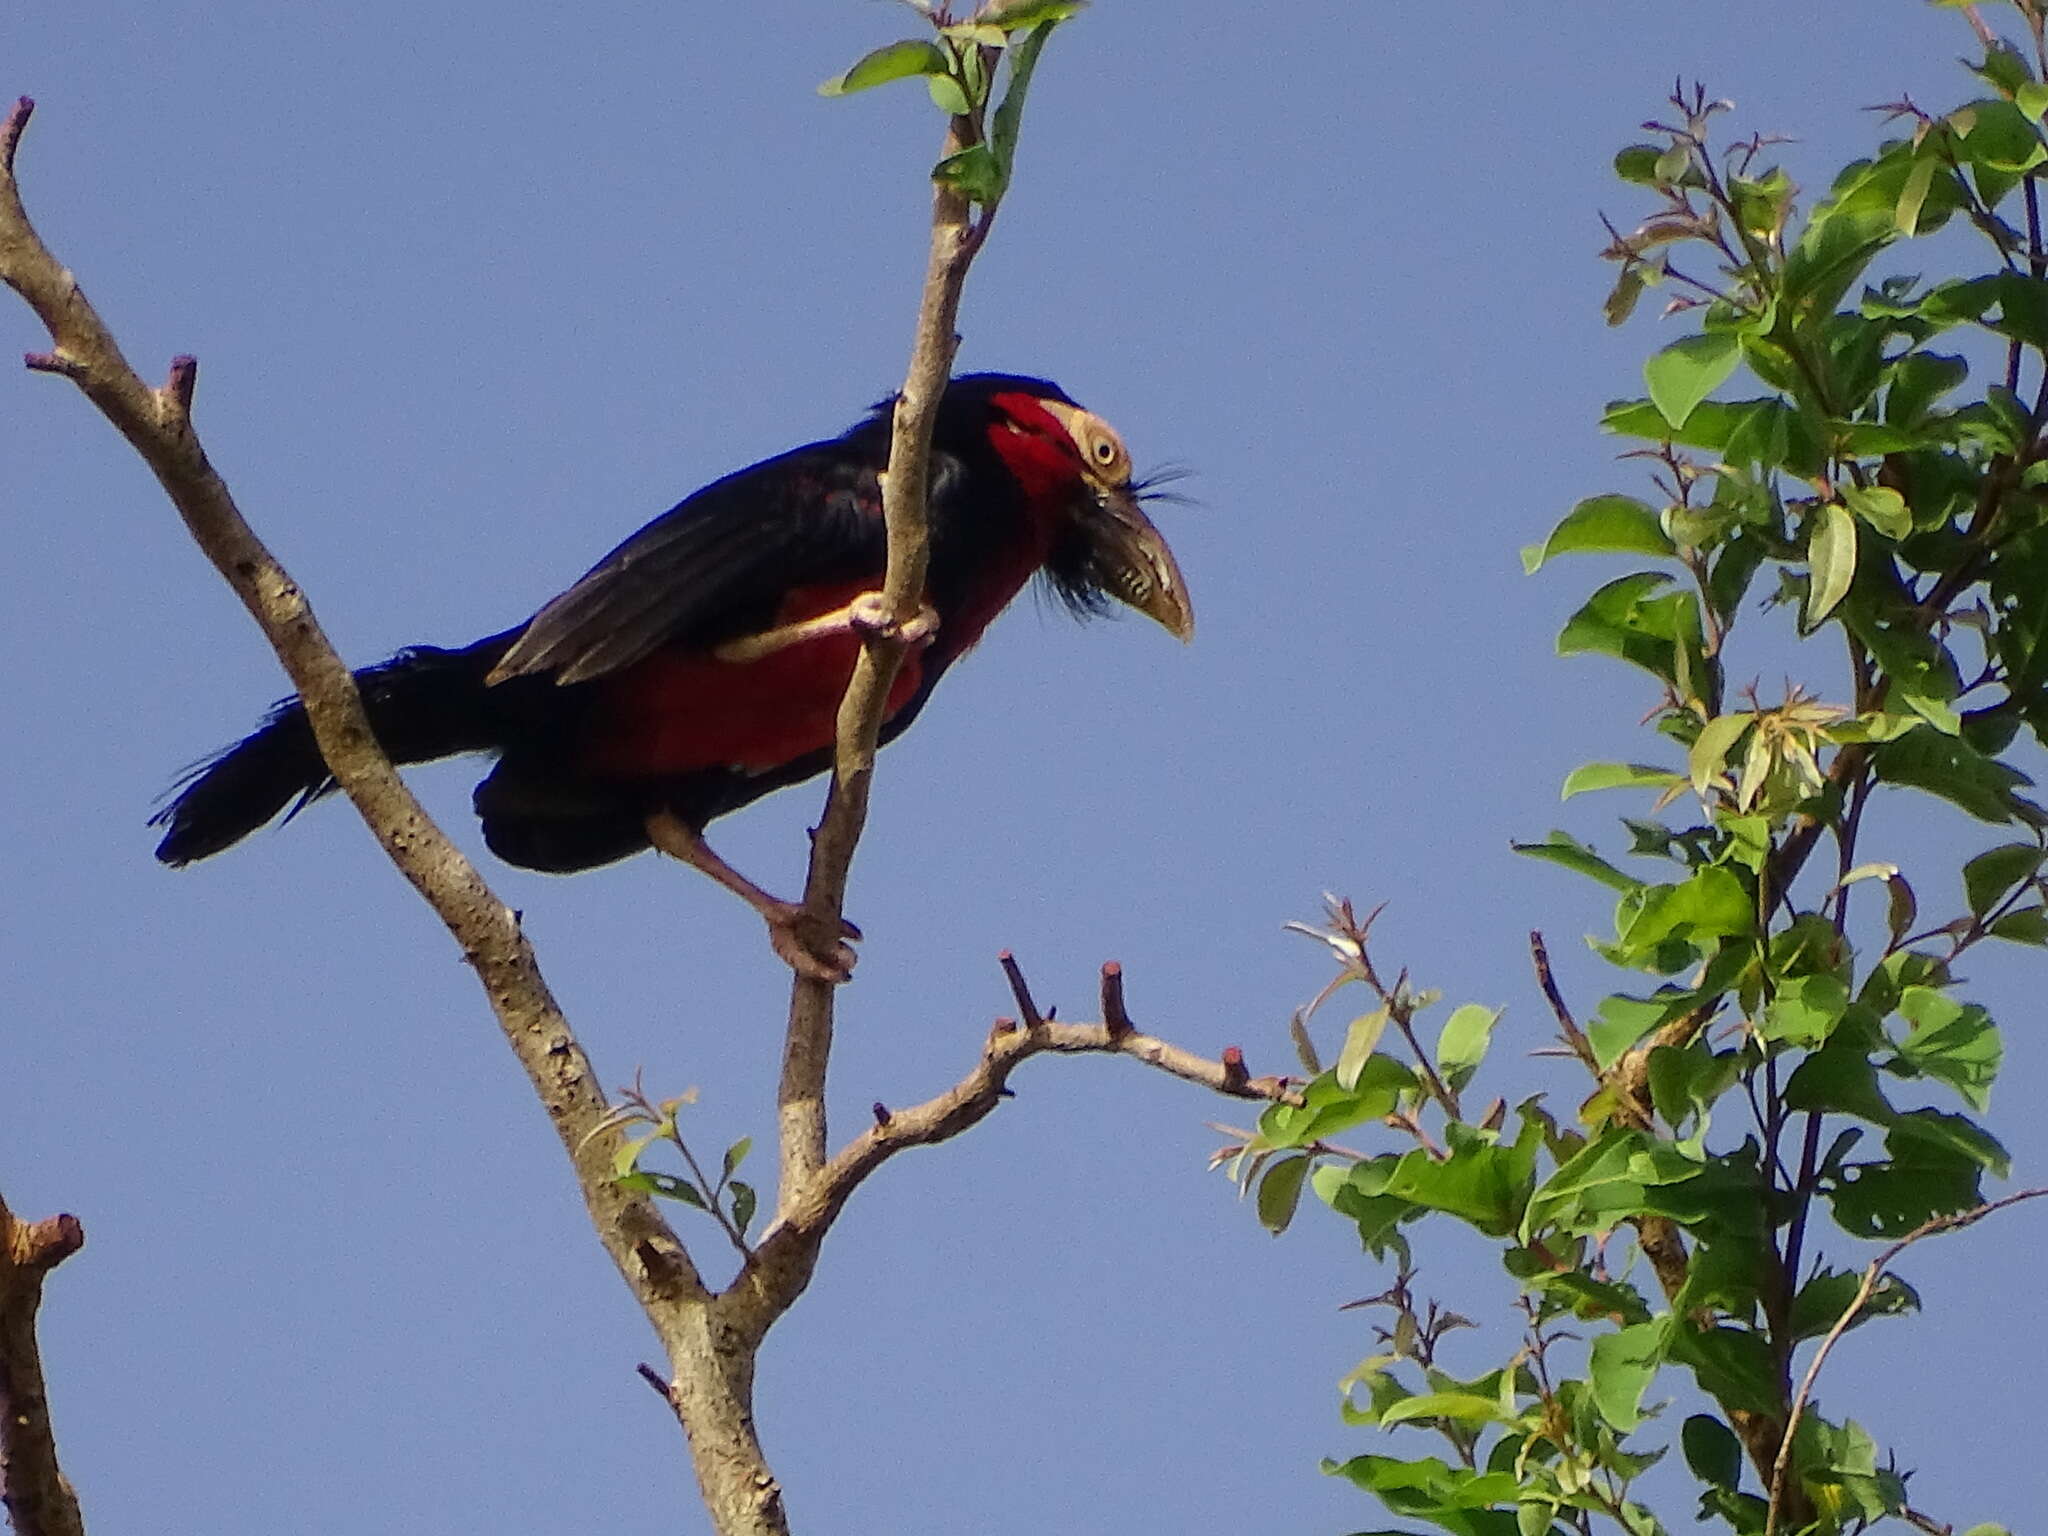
[1588,994,1684,1072]
[1840,483,1911,541]
[819,38,949,97]
[721,1136,753,1180]
[1556,571,1690,682]
[1645,332,1742,429]
[1989,905,2048,943]
[1562,762,1684,799]
[926,71,972,116]
[1382,1137,1533,1237]
[933,143,1003,203]
[1895,154,1937,235]
[618,1169,710,1211]
[1522,495,1674,573]
[1962,842,2042,915]
[612,1131,658,1179]
[1336,1008,1392,1091]
[1804,501,1857,631]
[1681,1414,1744,1490]
[1512,831,1642,895]
[1647,1041,1739,1139]
[1760,974,1849,1048]
[1589,1320,1666,1432]
[973,0,1088,28]
[1435,1005,1499,1090]
[1874,727,2033,823]
[1667,1322,1780,1415]
[1521,1127,1712,1239]
[1617,868,1756,957]
[1256,1153,1311,1234]
[1376,1392,1510,1430]
[1261,1058,1415,1147]
[728,1179,757,1237]
[1884,991,1998,1114]
[940,21,1009,46]
[1828,1146,1984,1237]
[982,16,1061,202]
[1689,714,1752,795]
[1614,144,1664,184]
[1784,1047,1896,1124]
[1321,1453,1520,1514]
[1789,1268,1918,1343]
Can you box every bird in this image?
[151,372,1194,980]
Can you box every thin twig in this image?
[998,950,1046,1029]
[1528,931,1598,1073]
[774,108,979,1220]
[1764,1186,2048,1536]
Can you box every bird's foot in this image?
[847,591,939,649]
[764,902,863,984]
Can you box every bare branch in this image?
[0,1190,87,1536]
[0,89,701,1310]
[731,959,1300,1330]
[0,95,831,1536]
[1764,1186,2048,1536]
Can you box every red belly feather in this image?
[578,580,926,780]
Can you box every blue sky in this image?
[5,3,2043,1531]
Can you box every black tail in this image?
[151,633,517,866]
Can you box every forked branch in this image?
[729,959,1299,1331]
[0,91,778,1529]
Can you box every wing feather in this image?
[488,441,891,687]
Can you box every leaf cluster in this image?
[819,1,1083,205]
[1246,14,2048,1536]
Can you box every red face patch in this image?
[984,390,1090,509]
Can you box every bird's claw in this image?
[847,591,939,650]
[765,902,862,984]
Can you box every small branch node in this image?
[1100,961,1134,1038]
[635,1361,676,1403]
[16,1212,84,1272]
[997,949,1045,1029]
[1220,1046,1249,1091]
[162,353,198,420]
[23,349,81,378]
[871,1101,891,1127]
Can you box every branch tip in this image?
[163,353,198,416]
[871,1101,891,1127]
[1,96,31,174]
[23,349,80,377]
[1099,961,1133,1038]
[635,1361,675,1403]
[17,1212,84,1272]
[997,950,1044,1028]
[1220,1046,1249,1091]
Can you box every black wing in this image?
[488,437,910,687]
